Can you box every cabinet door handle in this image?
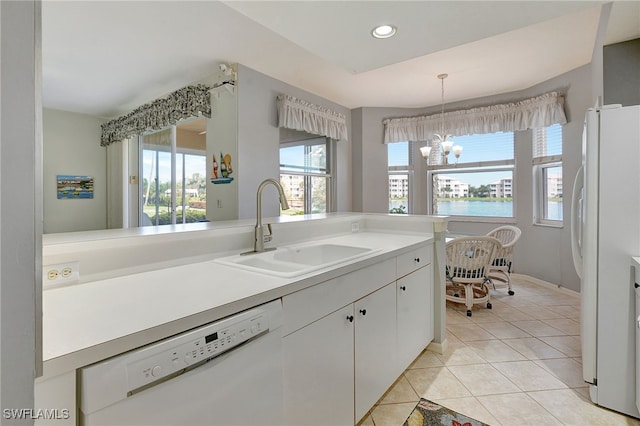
[359,309,367,316]
[414,257,420,263]
[346,315,354,323]
[400,286,406,291]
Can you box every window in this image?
[388,141,414,214]
[533,124,563,224]
[140,119,207,226]
[280,137,333,215]
[428,132,515,218]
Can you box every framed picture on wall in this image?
[57,175,94,199]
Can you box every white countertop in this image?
[43,230,433,376]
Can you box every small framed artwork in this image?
[57,175,94,199]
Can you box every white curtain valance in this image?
[277,94,348,141]
[383,91,567,144]
[100,84,212,146]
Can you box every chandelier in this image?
[420,73,463,165]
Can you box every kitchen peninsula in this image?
[38,213,447,425]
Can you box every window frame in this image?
[279,137,335,214]
[426,132,516,221]
[387,141,414,214]
[532,124,563,227]
[533,159,563,226]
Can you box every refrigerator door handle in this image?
[571,165,584,278]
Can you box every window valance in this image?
[383,91,567,144]
[277,94,348,141]
[100,84,212,146]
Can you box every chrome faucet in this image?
[247,178,289,254]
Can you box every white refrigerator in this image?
[571,104,640,418]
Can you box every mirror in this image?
[43,74,238,234]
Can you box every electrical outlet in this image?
[351,222,360,233]
[43,261,80,286]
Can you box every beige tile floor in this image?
[359,278,640,426]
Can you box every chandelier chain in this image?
[441,76,445,136]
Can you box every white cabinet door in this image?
[283,305,355,426]
[35,371,76,426]
[397,264,433,372]
[354,283,397,422]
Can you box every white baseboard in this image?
[427,338,447,355]
[511,273,580,298]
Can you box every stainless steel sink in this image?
[215,243,378,277]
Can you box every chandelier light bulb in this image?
[420,145,432,159]
[441,140,454,155]
[453,145,463,158]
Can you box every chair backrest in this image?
[486,225,522,249]
[445,236,501,283]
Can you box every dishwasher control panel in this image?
[125,310,268,393]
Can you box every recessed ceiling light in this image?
[371,24,397,39]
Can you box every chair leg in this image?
[465,284,474,317]
[484,282,492,309]
[486,277,496,290]
[506,274,514,295]
[489,270,515,295]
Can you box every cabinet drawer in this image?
[396,245,432,278]
[282,258,396,336]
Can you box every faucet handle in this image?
[263,223,273,243]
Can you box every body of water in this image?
[389,199,563,221]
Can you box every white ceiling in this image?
[41,1,639,119]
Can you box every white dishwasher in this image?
[79,299,283,426]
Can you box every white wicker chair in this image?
[486,225,522,295]
[445,236,501,317]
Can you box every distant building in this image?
[490,178,513,198]
[389,175,409,198]
[437,176,469,198]
[547,173,563,198]
[281,174,304,199]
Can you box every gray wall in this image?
[206,84,238,221]
[1,0,40,417]
[513,65,591,291]
[352,106,432,214]
[352,64,592,291]
[43,109,107,233]
[604,37,640,106]
[236,64,352,219]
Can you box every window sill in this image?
[443,216,518,224]
[533,221,564,229]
